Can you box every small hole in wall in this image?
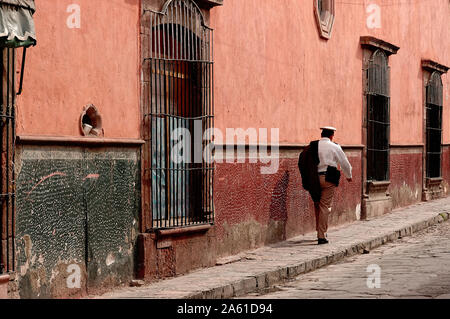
[82,113,93,127]
[80,104,103,137]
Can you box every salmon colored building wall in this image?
[9,0,143,298]
[15,0,141,139]
[211,0,450,146]
[8,0,450,296]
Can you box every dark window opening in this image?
[145,0,214,229]
[426,72,444,178]
[318,0,324,18]
[367,50,390,182]
[318,0,331,20]
[0,47,16,274]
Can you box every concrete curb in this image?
[187,212,450,299]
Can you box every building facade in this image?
[1,0,449,298]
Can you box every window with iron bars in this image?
[426,72,443,179]
[367,50,390,182]
[0,47,16,274]
[143,0,214,230]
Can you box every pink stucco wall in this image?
[15,0,141,139]
[211,0,450,146]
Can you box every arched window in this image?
[314,0,335,39]
[425,72,443,178]
[367,50,390,182]
[146,0,214,229]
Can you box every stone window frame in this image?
[366,49,391,183]
[140,0,221,232]
[421,60,449,200]
[360,36,399,219]
[314,0,335,39]
[360,36,400,187]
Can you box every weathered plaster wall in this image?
[136,149,361,280]
[137,230,216,281]
[14,145,140,298]
[213,150,362,258]
[210,0,450,146]
[15,0,141,138]
[10,0,450,295]
[389,148,423,209]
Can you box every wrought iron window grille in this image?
[143,0,214,230]
[425,72,444,179]
[366,50,390,182]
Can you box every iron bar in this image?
[426,72,444,178]
[367,50,390,182]
[147,0,214,229]
[16,47,26,96]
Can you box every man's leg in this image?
[317,176,336,239]
[314,202,320,234]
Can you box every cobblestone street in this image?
[243,221,450,299]
[97,197,450,299]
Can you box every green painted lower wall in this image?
[14,145,140,298]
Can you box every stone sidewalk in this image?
[96,197,450,299]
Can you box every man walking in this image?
[315,126,352,244]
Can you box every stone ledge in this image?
[360,36,400,55]
[422,59,449,74]
[17,135,145,147]
[367,180,391,192]
[154,224,213,238]
[426,177,443,187]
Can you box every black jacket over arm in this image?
[298,140,321,203]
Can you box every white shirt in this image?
[317,138,352,179]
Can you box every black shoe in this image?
[318,238,329,245]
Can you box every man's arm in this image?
[335,145,352,179]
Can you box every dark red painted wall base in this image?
[138,150,363,280]
[213,152,362,257]
[389,149,423,208]
[442,146,450,195]
[137,147,450,282]
[137,230,217,281]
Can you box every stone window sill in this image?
[154,224,213,238]
[367,180,391,194]
[426,177,443,187]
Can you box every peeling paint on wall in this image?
[14,146,140,298]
